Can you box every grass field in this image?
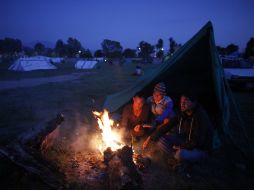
[0,60,253,189]
[0,60,157,144]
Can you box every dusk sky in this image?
[0,0,253,51]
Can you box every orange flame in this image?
[93,110,124,154]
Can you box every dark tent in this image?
[104,21,254,158]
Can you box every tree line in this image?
[0,37,254,60]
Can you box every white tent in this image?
[50,57,64,64]
[94,57,104,62]
[9,56,56,71]
[27,56,51,61]
[75,60,98,69]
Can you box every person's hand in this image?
[143,136,151,150]
[143,124,153,128]
[134,125,142,132]
[172,145,180,150]
[173,145,181,160]
[163,118,170,125]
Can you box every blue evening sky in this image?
[0,0,253,51]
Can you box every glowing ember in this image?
[93,110,124,154]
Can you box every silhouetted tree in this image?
[169,37,177,55]
[0,38,22,54]
[122,48,136,58]
[156,50,164,59]
[45,48,54,57]
[101,39,122,58]
[156,38,163,49]
[225,43,239,55]
[138,41,154,63]
[55,39,68,57]
[216,46,226,55]
[94,49,103,57]
[80,49,93,58]
[244,37,254,59]
[34,42,45,55]
[67,37,83,57]
[23,46,34,56]
[155,38,164,58]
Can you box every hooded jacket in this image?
[151,103,214,151]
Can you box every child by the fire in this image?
[145,82,175,132]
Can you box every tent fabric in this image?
[104,22,224,115]
[75,60,98,69]
[9,56,56,71]
[94,57,104,62]
[50,57,64,64]
[103,21,254,158]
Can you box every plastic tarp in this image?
[75,60,98,69]
[9,56,56,71]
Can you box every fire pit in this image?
[41,110,146,189]
[92,110,143,189]
[0,110,149,189]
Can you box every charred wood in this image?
[104,146,142,190]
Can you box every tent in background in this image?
[103,21,254,159]
[75,60,98,69]
[94,57,104,62]
[50,57,64,64]
[8,56,56,71]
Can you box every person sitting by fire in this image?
[143,82,175,136]
[120,93,151,150]
[143,93,214,166]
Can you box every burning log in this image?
[133,153,151,171]
[104,146,143,190]
[0,113,65,188]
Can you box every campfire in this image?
[36,110,143,189]
[92,110,124,154]
[93,110,143,189]
[93,109,151,167]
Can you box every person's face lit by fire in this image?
[180,95,194,113]
[132,96,144,111]
[153,91,164,104]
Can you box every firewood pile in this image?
[103,146,143,190]
[43,144,146,190]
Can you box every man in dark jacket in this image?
[143,94,213,162]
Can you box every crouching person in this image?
[120,94,151,154]
[143,93,214,165]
